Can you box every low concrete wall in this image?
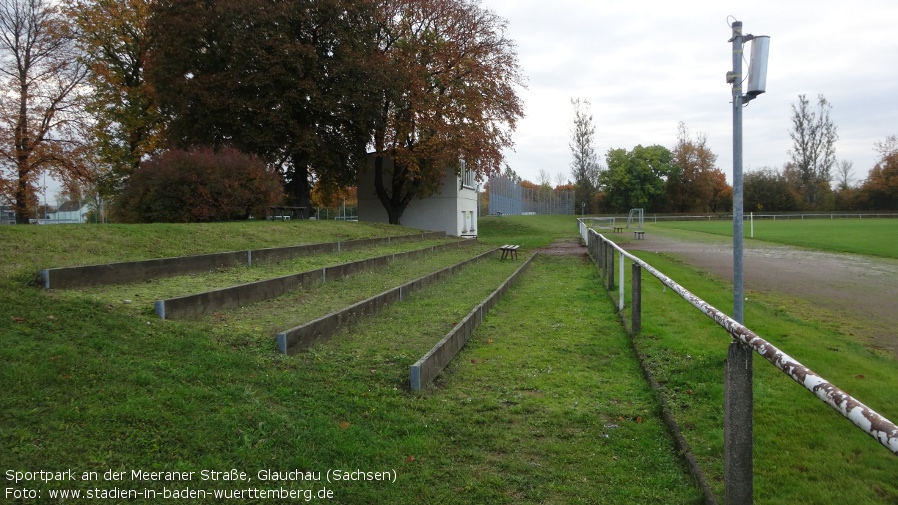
[409,253,535,390]
[276,248,499,355]
[39,252,248,290]
[155,239,473,320]
[40,231,447,289]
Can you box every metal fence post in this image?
[631,264,642,335]
[607,242,615,290]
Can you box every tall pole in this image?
[725,19,753,505]
[732,21,744,324]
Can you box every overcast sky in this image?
[481,0,898,187]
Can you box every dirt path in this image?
[620,232,898,357]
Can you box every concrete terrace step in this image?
[155,240,479,320]
[39,231,447,289]
[276,248,502,354]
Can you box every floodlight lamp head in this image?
[745,35,770,102]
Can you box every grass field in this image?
[0,218,701,504]
[611,251,898,503]
[3,215,896,503]
[653,217,898,258]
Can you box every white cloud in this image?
[482,0,898,186]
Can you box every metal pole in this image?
[631,263,642,336]
[726,19,753,505]
[732,21,745,324]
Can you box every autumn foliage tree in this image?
[369,0,525,224]
[65,0,163,198]
[666,122,729,213]
[858,136,898,210]
[0,0,87,223]
[113,147,283,223]
[147,0,381,211]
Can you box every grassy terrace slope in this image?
[0,218,701,504]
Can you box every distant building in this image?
[46,200,90,224]
[0,202,14,224]
[357,156,479,238]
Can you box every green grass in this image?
[653,217,898,258]
[609,248,898,504]
[0,217,702,503]
[477,214,580,248]
[0,220,419,283]
[10,214,895,503]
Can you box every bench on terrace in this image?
[500,245,519,260]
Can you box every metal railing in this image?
[578,218,898,456]
[622,212,898,223]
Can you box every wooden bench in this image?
[268,206,306,221]
[614,226,624,233]
[633,231,645,240]
[500,244,519,260]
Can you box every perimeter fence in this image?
[488,175,574,215]
[628,212,898,223]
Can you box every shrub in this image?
[113,147,284,223]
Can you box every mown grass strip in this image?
[410,252,535,390]
[418,254,703,503]
[0,220,418,283]
[46,239,480,319]
[156,240,475,320]
[276,248,499,354]
[653,218,898,259]
[39,231,447,289]
[612,249,898,503]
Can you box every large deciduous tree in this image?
[65,0,163,199]
[569,97,600,214]
[666,122,728,213]
[0,0,87,224]
[147,0,381,211]
[743,166,800,212]
[788,94,838,208]
[369,0,525,225]
[600,145,675,213]
[858,135,898,210]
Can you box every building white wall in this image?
[358,157,478,237]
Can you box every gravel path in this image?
[620,232,898,358]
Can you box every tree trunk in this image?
[14,171,31,224]
[284,159,311,219]
[373,155,411,225]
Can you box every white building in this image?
[357,156,479,238]
[46,201,90,223]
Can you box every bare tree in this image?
[874,134,898,158]
[0,0,87,223]
[570,97,600,213]
[835,159,854,191]
[537,167,552,187]
[554,171,567,188]
[788,94,838,207]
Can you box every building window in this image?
[460,159,475,189]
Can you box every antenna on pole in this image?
[725,17,770,505]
